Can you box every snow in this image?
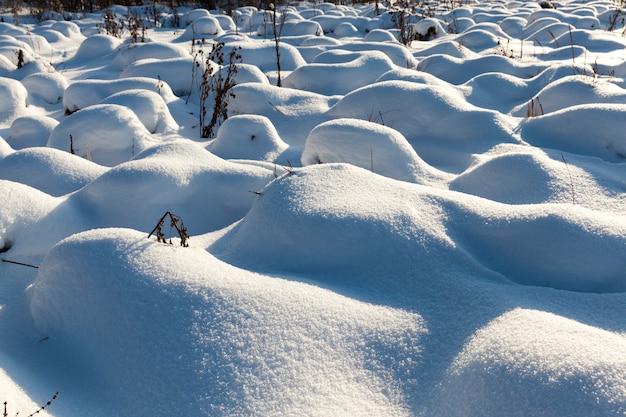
[207,114,288,162]
[7,115,58,149]
[326,80,519,171]
[62,77,177,113]
[431,308,626,417]
[519,103,626,162]
[0,78,28,124]
[0,147,107,196]
[21,72,69,105]
[1,1,626,416]
[283,50,397,95]
[30,227,427,416]
[100,89,179,134]
[47,104,157,166]
[301,118,450,184]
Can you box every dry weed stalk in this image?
[148,211,190,247]
[526,96,544,117]
[561,154,576,205]
[3,391,59,417]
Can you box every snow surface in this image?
[1,1,626,416]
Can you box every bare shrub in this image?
[198,42,242,138]
[99,9,124,37]
[128,10,146,43]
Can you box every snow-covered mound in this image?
[450,144,577,205]
[430,308,626,417]
[327,80,519,171]
[63,77,176,113]
[451,143,626,212]
[7,115,58,149]
[47,104,158,166]
[301,118,450,184]
[220,62,270,85]
[66,140,274,234]
[315,41,418,67]
[229,82,340,148]
[519,104,626,162]
[461,71,534,113]
[100,89,179,134]
[220,41,307,73]
[68,34,122,63]
[510,75,626,116]
[450,202,626,293]
[109,41,191,70]
[30,227,426,416]
[211,163,626,293]
[181,15,224,38]
[209,164,473,278]
[120,56,198,97]
[0,78,28,125]
[0,147,107,196]
[207,114,288,162]
[20,72,68,105]
[0,180,59,253]
[283,51,396,95]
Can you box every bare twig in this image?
[2,259,39,269]
[3,392,59,417]
[26,391,59,417]
[561,153,576,205]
